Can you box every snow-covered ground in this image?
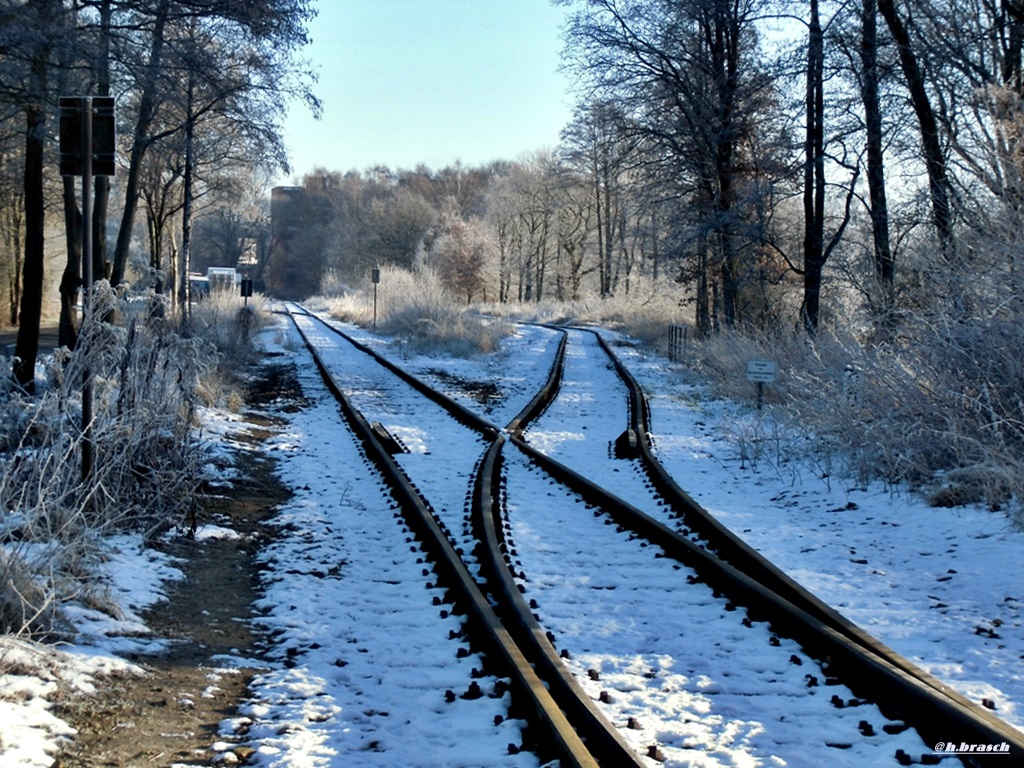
[230,318,539,767]
[2,312,1021,767]
[614,335,1024,736]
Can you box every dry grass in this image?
[0,281,270,637]
[477,275,692,347]
[686,318,1024,523]
[317,265,512,356]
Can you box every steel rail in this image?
[289,306,648,765]
[289,307,1023,763]
[472,436,647,768]
[543,326,1024,764]
[288,304,500,439]
[285,306,600,767]
[507,429,1023,764]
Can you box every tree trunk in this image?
[711,8,740,327]
[802,0,826,335]
[4,199,24,326]
[14,103,45,390]
[877,0,955,259]
[93,0,112,284]
[110,0,171,286]
[696,233,710,336]
[861,0,894,301]
[180,76,196,328]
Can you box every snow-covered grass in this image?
[0,285,271,764]
[312,266,513,356]
[190,289,273,373]
[0,288,200,637]
[0,528,184,766]
[682,323,1024,525]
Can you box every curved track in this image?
[286,306,600,766]
[287,306,1023,766]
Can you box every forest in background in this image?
[288,0,1024,519]
[0,0,1020,579]
[282,1,1024,335]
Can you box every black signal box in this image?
[60,96,116,177]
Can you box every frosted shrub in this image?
[189,289,270,371]
[324,265,511,356]
[691,318,1024,521]
[0,281,222,636]
[317,291,373,325]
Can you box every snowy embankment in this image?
[613,337,1024,735]
[0,535,188,765]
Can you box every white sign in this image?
[746,359,777,383]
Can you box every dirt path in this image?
[53,362,300,768]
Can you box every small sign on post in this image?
[59,95,116,483]
[746,359,777,410]
[240,277,253,305]
[372,266,380,328]
[745,359,778,383]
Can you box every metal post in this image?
[372,266,380,328]
[81,98,94,481]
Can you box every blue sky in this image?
[278,0,575,182]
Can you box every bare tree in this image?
[108,0,318,289]
[0,0,68,389]
[876,0,956,260]
[859,0,894,309]
[799,0,858,334]
[562,100,634,297]
[560,0,777,329]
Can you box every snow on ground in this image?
[2,312,1021,766]
[0,390,252,767]
[0,638,136,766]
[356,319,1024,751]
[221,321,539,767]
[503,448,931,766]
[0,533,182,766]
[611,335,1024,735]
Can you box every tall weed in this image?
[320,265,511,356]
[0,281,252,637]
[690,320,1024,522]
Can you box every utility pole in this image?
[59,96,115,481]
[372,266,380,328]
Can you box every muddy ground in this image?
[52,361,301,767]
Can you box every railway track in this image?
[285,305,1023,766]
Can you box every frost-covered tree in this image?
[108,0,318,289]
[560,0,782,328]
[421,205,491,303]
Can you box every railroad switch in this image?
[370,421,407,454]
[613,429,640,459]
